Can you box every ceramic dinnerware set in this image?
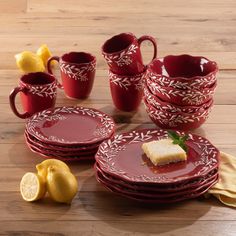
[94,129,219,203]
[143,55,218,130]
[24,106,115,161]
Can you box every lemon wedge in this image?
[15,51,45,73]
[36,44,56,66]
[20,172,46,202]
[47,166,78,204]
[36,159,71,179]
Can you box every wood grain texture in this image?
[1,0,236,235]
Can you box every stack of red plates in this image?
[25,106,115,161]
[95,129,219,203]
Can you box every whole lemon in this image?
[36,159,71,180]
[15,51,45,73]
[46,166,78,204]
[36,44,56,66]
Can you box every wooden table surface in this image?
[1,0,236,235]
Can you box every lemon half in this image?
[20,172,46,202]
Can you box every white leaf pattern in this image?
[60,61,96,81]
[109,71,145,91]
[103,44,138,67]
[26,106,115,144]
[95,129,219,183]
[25,83,57,99]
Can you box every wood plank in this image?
[27,0,236,14]
[0,0,27,13]
[0,220,236,236]
[0,190,236,222]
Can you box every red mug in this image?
[9,72,57,119]
[47,52,96,99]
[109,69,145,111]
[102,32,157,76]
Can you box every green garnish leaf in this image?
[167,130,188,152]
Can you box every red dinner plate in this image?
[95,128,219,184]
[26,106,115,146]
[95,162,218,193]
[95,167,218,198]
[95,172,218,203]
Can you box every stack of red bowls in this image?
[143,54,218,130]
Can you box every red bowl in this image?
[146,77,216,106]
[147,55,218,90]
[143,83,213,114]
[144,99,212,130]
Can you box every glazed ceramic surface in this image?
[143,83,213,114]
[102,32,157,75]
[26,106,115,146]
[95,168,218,198]
[144,99,212,130]
[9,72,57,119]
[25,130,108,151]
[147,55,218,89]
[95,129,219,184]
[95,162,218,193]
[109,70,145,111]
[47,52,96,99]
[146,77,216,106]
[95,170,218,203]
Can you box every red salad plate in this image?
[25,136,98,157]
[26,142,95,161]
[26,106,115,146]
[24,131,101,153]
[95,162,218,193]
[95,129,219,185]
[95,168,218,199]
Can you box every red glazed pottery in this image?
[147,55,218,90]
[25,131,104,152]
[102,32,157,75]
[95,129,219,184]
[47,52,96,99]
[95,168,218,199]
[95,162,218,193]
[143,83,213,114]
[26,106,115,146]
[95,171,218,203]
[25,133,99,156]
[27,142,95,161]
[9,72,57,119]
[109,69,145,111]
[146,77,216,106]
[144,99,212,130]
[25,137,98,157]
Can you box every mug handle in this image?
[47,56,63,89]
[9,86,30,119]
[138,35,157,65]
